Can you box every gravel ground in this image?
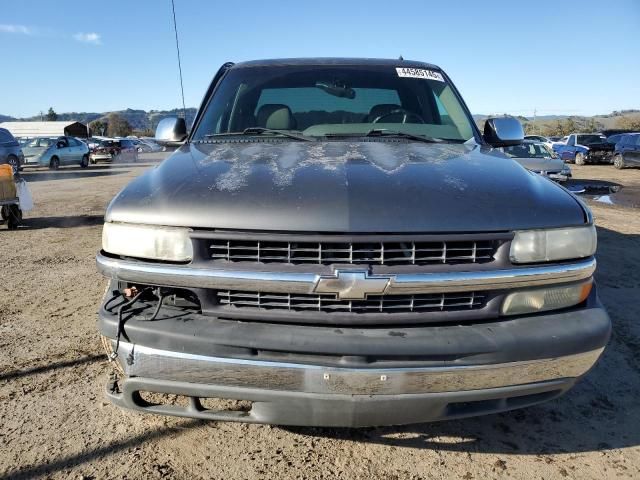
[1,155,639,480]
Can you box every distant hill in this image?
[4,109,638,136]
[2,108,198,132]
[474,110,640,136]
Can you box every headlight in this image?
[501,279,592,316]
[510,225,596,263]
[102,222,193,261]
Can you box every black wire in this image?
[111,288,152,359]
[146,294,166,322]
[171,0,187,120]
[104,290,126,312]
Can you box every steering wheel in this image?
[372,109,425,124]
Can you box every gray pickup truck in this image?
[97,58,610,427]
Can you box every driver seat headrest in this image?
[256,104,296,130]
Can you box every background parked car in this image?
[90,139,119,163]
[118,138,138,161]
[86,137,104,149]
[32,136,90,169]
[503,140,571,182]
[612,133,640,169]
[90,138,138,164]
[0,128,24,172]
[140,137,163,152]
[21,137,56,166]
[131,138,162,153]
[524,135,553,149]
[552,133,614,165]
[604,132,637,147]
[128,138,153,153]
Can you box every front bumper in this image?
[90,153,113,161]
[102,292,610,427]
[107,349,600,427]
[585,151,614,163]
[24,156,48,167]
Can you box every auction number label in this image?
[396,67,445,82]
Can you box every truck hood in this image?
[511,156,566,173]
[105,140,586,232]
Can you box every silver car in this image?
[28,136,90,169]
[503,141,571,182]
[21,137,56,166]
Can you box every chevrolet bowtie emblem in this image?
[313,270,391,300]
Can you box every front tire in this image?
[80,154,89,168]
[613,154,625,169]
[49,156,60,170]
[6,205,22,230]
[7,155,19,172]
[575,152,586,165]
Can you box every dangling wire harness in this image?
[104,286,167,361]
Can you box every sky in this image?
[0,0,638,118]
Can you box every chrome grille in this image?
[217,290,485,314]
[209,239,496,265]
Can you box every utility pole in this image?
[533,108,537,134]
[40,111,43,121]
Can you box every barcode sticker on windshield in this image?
[396,67,445,82]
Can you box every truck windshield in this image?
[192,64,475,142]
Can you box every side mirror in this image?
[155,117,187,145]
[483,116,524,147]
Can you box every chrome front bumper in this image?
[107,342,605,426]
[117,342,603,396]
[96,253,596,295]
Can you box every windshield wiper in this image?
[363,129,443,143]
[205,127,315,142]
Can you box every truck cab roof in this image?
[232,57,442,71]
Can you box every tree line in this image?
[478,115,640,137]
[45,107,137,137]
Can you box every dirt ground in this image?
[1,156,639,480]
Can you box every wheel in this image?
[6,205,21,230]
[1,205,8,220]
[7,155,19,172]
[575,152,586,165]
[137,146,143,153]
[49,156,60,170]
[80,154,89,168]
[613,154,625,169]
